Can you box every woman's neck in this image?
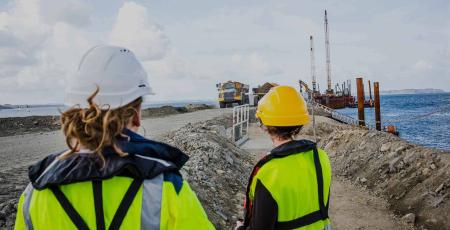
[272,138,293,147]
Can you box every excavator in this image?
[216,81,249,108]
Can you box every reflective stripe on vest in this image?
[23,183,34,230]
[141,174,163,230]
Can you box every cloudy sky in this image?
[0,0,449,104]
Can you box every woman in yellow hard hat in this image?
[237,85,332,230]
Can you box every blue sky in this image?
[0,0,449,104]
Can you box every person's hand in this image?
[234,220,244,230]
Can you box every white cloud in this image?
[231,52,281,77]
[40,0,91,27]
[109,2,169,61]
[412,60,433,73]
[0,0,449,104]
[0,0,93,104]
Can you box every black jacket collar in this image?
[29,129,189,190]
[270,139,316,157]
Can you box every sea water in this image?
[0,100,217,118]
[337,93,450,150]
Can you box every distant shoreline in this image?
[380,88,446,95]
[0,104,215,137]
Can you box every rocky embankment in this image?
[301,117,450,230]
[163,115,253,229]
[0,104,214,137]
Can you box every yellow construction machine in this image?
[216,81,249,108]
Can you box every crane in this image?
[310,35,317,93]
[324,10,333,94]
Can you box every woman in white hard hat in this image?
[14,45,214,230]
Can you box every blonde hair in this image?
[59,88,142,166]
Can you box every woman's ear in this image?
[132,107,142,127]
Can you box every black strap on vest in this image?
[275,147,328,229]
[50,186,90,230]
[93,180,105,230]
[109,179,143,230]
[51,179,143,230]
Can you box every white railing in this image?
[232,104,250,146]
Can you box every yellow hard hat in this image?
[256,85,310,126]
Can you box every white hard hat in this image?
[65,45,154,109]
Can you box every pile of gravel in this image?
[163,116,254,229]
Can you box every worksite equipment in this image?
[310,35,317,93]
[324,10,333,94]
[216,81,249,108]
[243,140,332,229]
[232,104,250,146]
[65,45,154,109]
[252,82,278,105]
[256,86,310,127]
[15,130,214,229]
[304,11,356,109]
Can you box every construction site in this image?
[1,104,449,230]
[0,7,448,230]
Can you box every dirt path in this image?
[241,123,412,230]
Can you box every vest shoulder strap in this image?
[50,178,143,230]
[50,186,89,230]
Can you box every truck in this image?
[216,81,249,108]
[252,82,278,105]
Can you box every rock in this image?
[430,164,437,170]
[422,168,430,176]
[387,151,399,159]
[360,177,367,183]
[435,183,444,193]
[401,213,416,224]
[225,154,234,165]
[389,157,402,173]
[380,143,391,152]
[394,146,406,153]
[216,169,225,175]
[216,210,228,221]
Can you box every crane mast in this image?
[310,35,317,93]
[324,10,333,94]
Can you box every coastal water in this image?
[0,100,217,118]
[337,93,450,150]
[1,94,449,150]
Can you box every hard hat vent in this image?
[120,49,130,53]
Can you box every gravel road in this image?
[0,108,231,172]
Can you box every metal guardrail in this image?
[309,101,376,130]
[232,104,250,146]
